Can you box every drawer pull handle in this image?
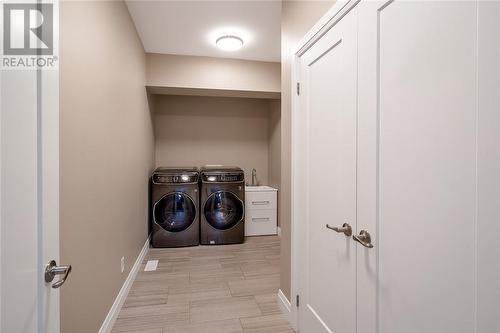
[252,217,270,222]
[252,201,270,205]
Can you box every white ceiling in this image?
[126,1,281,62]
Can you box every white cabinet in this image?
[245,186,278,236]
[293,1,500,332]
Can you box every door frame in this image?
[289,0,360,330]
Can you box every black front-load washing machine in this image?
[151,167,199,247]
[200,166,245,245]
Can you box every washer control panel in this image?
[201,172,244,183]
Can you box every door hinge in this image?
[296,82,300,95]
[296,294,300,307]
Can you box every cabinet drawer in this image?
[245,191,277,211]
[245,209,277,236]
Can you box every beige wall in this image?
[280,0,335,300]
[268,99,281,222]
[147,53,281,94]
[154,95,275,185]
[60,2,154,333]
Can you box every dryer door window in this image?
[203,191,244,230]
[154,192,196,232]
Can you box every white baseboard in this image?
[98,236,150,333]
[278,289,298,331]
[278,288,291,314]
[278,289,295,327]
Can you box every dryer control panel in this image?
[152,173,198,184]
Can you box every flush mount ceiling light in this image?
[216,35,244,51]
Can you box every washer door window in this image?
[154,192,196,232]
[204,191,244,230]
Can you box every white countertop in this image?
[245,185,278,192]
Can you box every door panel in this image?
[298,1,497,333]
[1,63,60,332]
[477,2,500,331]
[358,1,477,332]
[356,2,380,332]
[0,5,60,333]
[298,8,358,333]
[1,70,39,333]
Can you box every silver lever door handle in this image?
[45,260,72,288]
[353,230,374,248]
[326,223,352,237]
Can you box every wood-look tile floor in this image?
[112,236,294,333]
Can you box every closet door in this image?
[357,1,477,332]
[296,6,358,333]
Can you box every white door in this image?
[296,6,358,333]
[295,1,500,332]
[1,2,63,332]
[357,1,478,332]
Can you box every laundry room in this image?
[5,1,499,333]
[56,1,291,332]
[148,54,282,190]
[146,52,282,247]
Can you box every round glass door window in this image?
[154,192,196,232]
[203,191,244,230]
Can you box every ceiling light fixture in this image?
[216,35,244,51]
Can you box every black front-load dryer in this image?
[151,167,199,247]
[200,166,245,245]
